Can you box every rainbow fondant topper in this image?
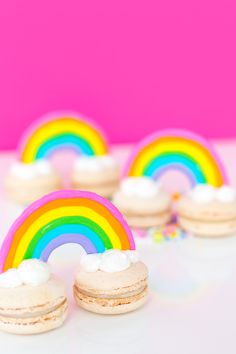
[18,112,109,163]
[0,191,135,272]
[123,129,227,187]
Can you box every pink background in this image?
[0,0,236,149]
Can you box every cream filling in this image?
[74,284,147,299]
[0,298,67,319]
[124,209,170,218]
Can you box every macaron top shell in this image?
[113,191,171,215]
[177,196,236,221]
[0,275,66,310]
[75,261,148,296]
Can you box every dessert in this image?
[6,159,61,205]
[74,250,148,314]
[6,111,119,204]
[0,259,67,334]
[0,190,148,318]
[71,154,119,199]
[113,176,171,228]
[177,184,236,237]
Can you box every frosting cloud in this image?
[74,155,118,172]
[79,249,140,273]
[120,177,161,199]
[10,159,55,180]
[189,184,236,204]
[0,259,51,288]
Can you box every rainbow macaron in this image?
[177,184,236,237]
[113,177,172,228]
[0,190,148,322]
[6,159,61,205]
[74,250,148,314]
[71,155,120,199]
[0,260,68,334]
[6,111,120,204]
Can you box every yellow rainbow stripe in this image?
[19,113,109,163]
[0,191,135,272]
[124,130,227,187]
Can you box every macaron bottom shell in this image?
[73,284,148,315]
[73,261,148,315]
[179,216,236,237]
[123,211,171,229]
[0,298,68,335]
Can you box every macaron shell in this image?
[177,196,236,222]
[113,190,171,215]
[74,262,148,295]
[74,261,148,315]
[0,299,68,334]
[74,286,148,315]
[6,173,61,205]
[0,276,68,334]
[71,166,119,198]
[179,216,236,237]
[123,211,171,228]
[72,164,119,184]
[0,276,66,309]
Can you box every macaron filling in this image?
[73,285,148,307]
[0,298,67,319]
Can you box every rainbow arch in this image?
[0,191,135,272]
[123,129,227,187]
[18,112,109,163]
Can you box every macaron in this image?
[71,155,120,198]
[113,177,172,228]
[0,260,68,334]
[73,250,148,315]
[6,160,61,205]
[177,184,236,237]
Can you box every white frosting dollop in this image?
[120,177,161,199]
[124,250,140,263]
[17,259,51,286]
[216,185,236,203]
[99,250,131,273]
[189,184,236,204]
[79,249,140,273]
[10,159,54,180]
[74,155,118,172]
[0,268,23,288]
[189,184,216,203]
[80,253,102,272]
